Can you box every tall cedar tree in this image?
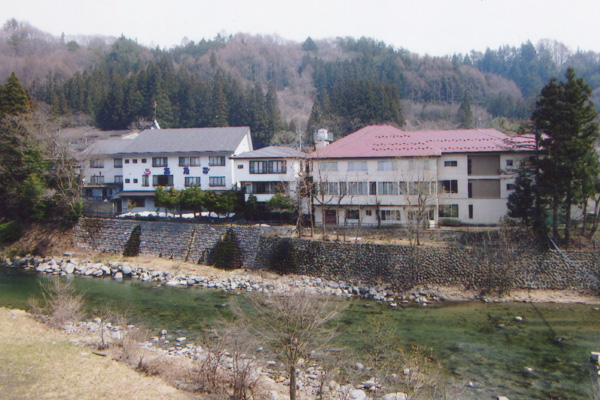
[456,91,474,128]
[532,67,600,245]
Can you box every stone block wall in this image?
[75,218,264,268]
[253,237,600,290]
[75,218,600,290]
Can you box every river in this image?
[1,266,598,399]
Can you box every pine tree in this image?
[0,72,32,118]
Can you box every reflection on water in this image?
[1,266,598,399]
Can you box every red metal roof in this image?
[310,125,536,159]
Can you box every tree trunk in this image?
[581,200,588,236]
[564,189,572,248]
[289,365,297,400]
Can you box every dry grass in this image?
[0,308,197,400]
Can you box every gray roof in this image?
[128,127,251,154]
[233,145,306,159]
[85,127,251,156]
[85,137,137,156]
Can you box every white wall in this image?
[233,157,303,202]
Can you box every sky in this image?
[3,0,600,56]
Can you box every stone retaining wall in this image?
[253,237,600,290]
[75,218,600,290]
[75,218,264,268]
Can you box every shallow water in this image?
[1,266,599,399]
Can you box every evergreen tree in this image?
[0,72,31,118]
[507,164,535,224]
[456,91,474,128]
[532,67,600,245]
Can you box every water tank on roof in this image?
[315,128,333,142]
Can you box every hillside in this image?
[2,18,600,142]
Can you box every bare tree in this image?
[403,158,437,246]
[232,292,344,400]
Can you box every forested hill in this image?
[2,18,600,145]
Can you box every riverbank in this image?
[0,307,196,400]
[3,252,599,306]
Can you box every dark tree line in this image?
[40,57,282,147]
[0,73,82,238]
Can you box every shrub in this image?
[0,220,23,243]
[29,278,84,328]
[438,218,462,227]
[209,229,243,270]
[268,238,298,275]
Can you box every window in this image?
[90,159,104,168]
[268,160,286,174]
[409,159,430,170]
[439,180,458,194]
[141,158,147,163]
[237,164,244,169]
[506,159,514,167]
[506,183,515,191]
[369,182,377,195]
[346,209,360,220]
[185,177,201,187]
[209,176,226,187]
[381,210,401,221]
[152,175,173,186]
[128,197,145,208]
[319,161,338,172]
[378,182,399,195]
[318,182,338,196]
[133,178,138,183]
[114,175,123,184]
[469,204,474,219]
[133,159,138,164]
[377,160,397,171]
[209,156,225,166]
[444,160,458,167]
[250,160,287,174]
[125,179,130,183]
[439,204,459,218]
[90,175,104,184]
[179,157,201,166]
[248,182,286,194]
[348,161,368,172]
[409,181,433,195]
[250,161,267,173]
[348,182,368,195]
[152,157,168,167]
[142,175,149,187]
[125,159,130,164]
[114,158,123,168]
[365,209,372,216]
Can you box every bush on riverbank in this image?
[28,277,84,328]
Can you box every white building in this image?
[82,127,252,214]
[231,146,307,205]
[309,125,535,226]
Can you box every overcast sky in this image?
[3,0,600,56]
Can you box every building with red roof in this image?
[308,125,535,226]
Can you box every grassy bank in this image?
[0,307,196,400]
